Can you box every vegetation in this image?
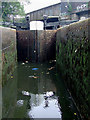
[67,3,72,13]
[2,2,25,22]
[56,19,90,120]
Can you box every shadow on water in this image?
[2,61,81,120]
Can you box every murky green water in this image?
[2,61,81,119]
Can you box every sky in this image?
[19,0,61,13]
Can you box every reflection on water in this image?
[15,62,61,118]
[17,100,24,107]
[2,62,81,119]
[28,93,62,119]
[2,69,17,118]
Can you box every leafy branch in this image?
[2,2,25,22]
[67,3,72,13]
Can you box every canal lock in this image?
[1,18,90,120]
[1,28,82,120]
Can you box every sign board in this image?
[30,21,44,30]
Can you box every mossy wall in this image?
[0,26,2,119]
[1,27,17,118]
[1,27,17,86]
[56,19,90,120]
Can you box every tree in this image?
[0,2,1,13]
[67,3,72,13]
[2,2,25,22]
[21,0,31,6]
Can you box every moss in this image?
[56,19,90,120]
[2,39,17,86]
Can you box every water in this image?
[2,61,81,119]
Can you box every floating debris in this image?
[49,60,56,63]
[22,91,30,96]
[34,50,36,53]
[33,76,38,79]
[11,75,13,79]
[54,60,56,62]
[74,113,77,115]
[25,61,28,63]
[75,49,77,53]
[29,75,38,79]
[32,68,38,70]
[17,100,24,107]
[48,67,55,71]
[29,75,35,78]
[22,63,25,65]
[46,72,49,75]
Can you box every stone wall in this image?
[17,30,56,62]
[0,26,2,120]
[0,27,17,118]
[56,18,90,120]
[1,27,17,86]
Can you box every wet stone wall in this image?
[56,18,90,120]
[17,30,56,62]
[0,26,2,119]
[1,27,17,86]
[1,27,17,118]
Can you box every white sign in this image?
[30,21,44,30]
